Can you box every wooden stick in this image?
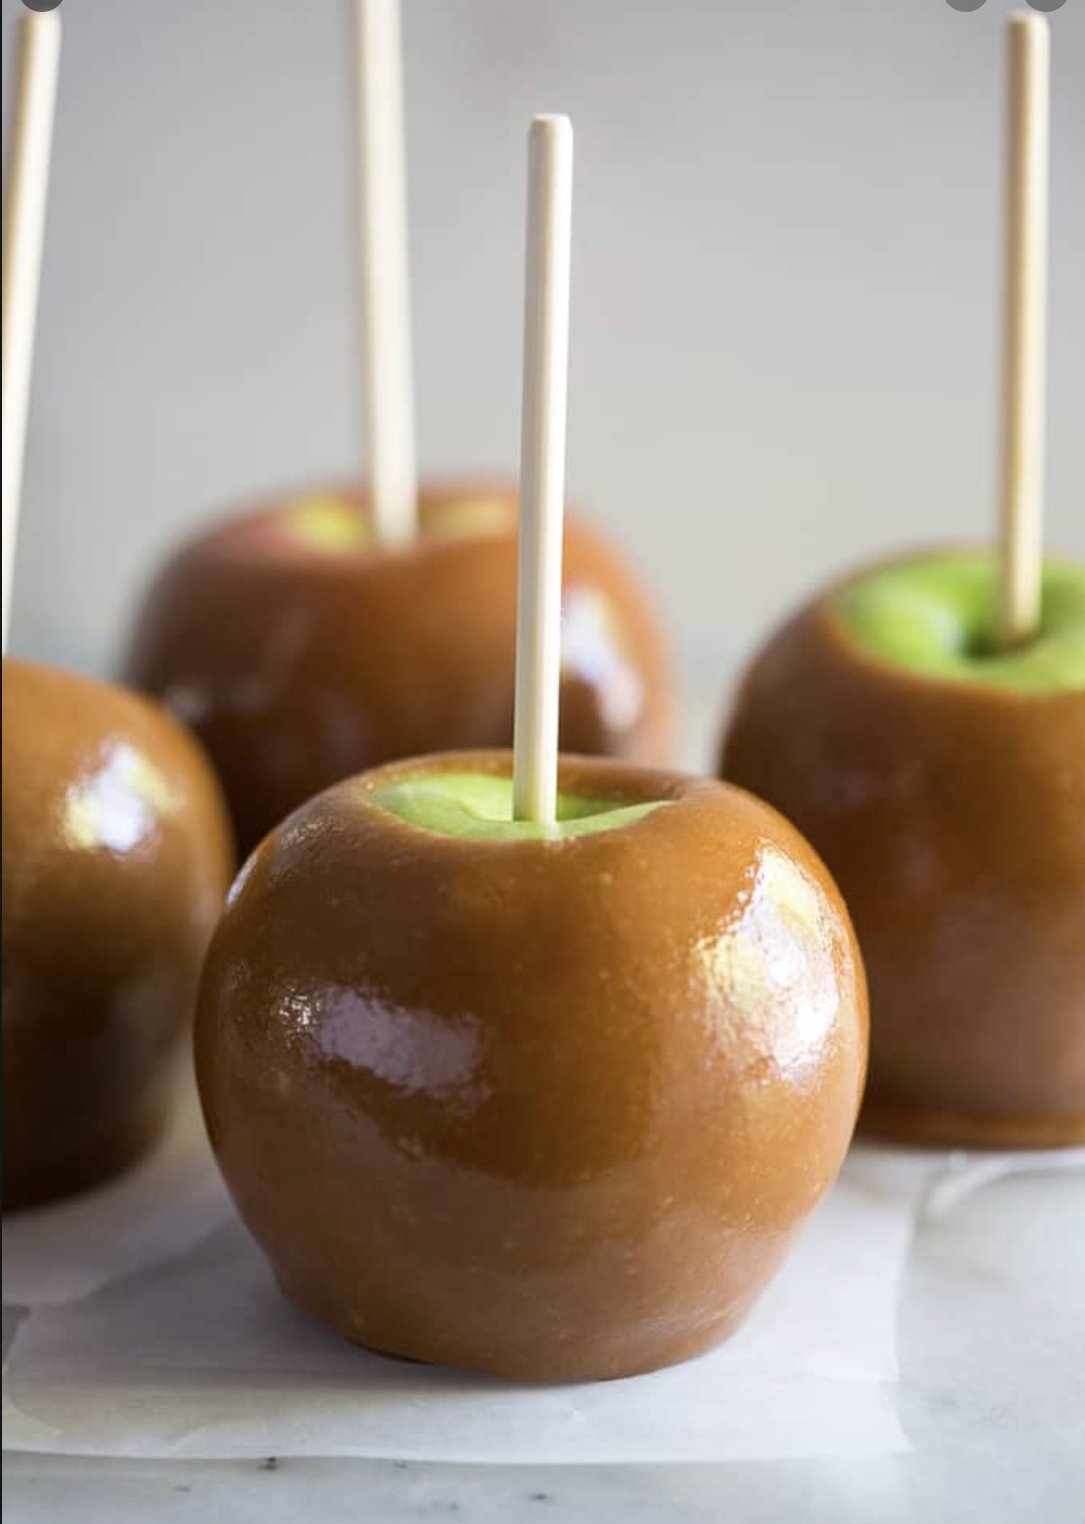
[996,12,1050,651]
[2,10,61,654]
[354,0,417,546]
[513,116,574,825]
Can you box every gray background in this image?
[3,0,1083,694]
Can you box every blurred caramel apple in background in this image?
[2,658,234,1208]
[722,550,1085,1148]
[122,483,676,856]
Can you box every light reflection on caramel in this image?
[562,586,644,734]
[278,980,490,1115]
[696,847,840,1083]
[62,742,178,855]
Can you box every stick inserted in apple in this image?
[721,13,1084,1148]
[194,115,868,1382]
[1,10,234,1209]
[121,1,674,858]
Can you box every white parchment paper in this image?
[7,1083,1081,1465]
[2,1076,949,1466]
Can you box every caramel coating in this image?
[196,751,867,1382]
[721,566,1085,1148]
[2,658,234,1209]
[123,483,676,857]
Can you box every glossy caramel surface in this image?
[2,658,234,1208]
[196,751,867,1382]
[123,483,676,857]
[721,563,1085,1148]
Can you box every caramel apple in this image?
[195,750,868,1381]
[121,10,674,855]
[121,482,675,856]
[194,117,866,1383]
[0,7,231,1208]
[723,16,1082,1148]
[2,658,234,1208]
[721,549,1085,1148]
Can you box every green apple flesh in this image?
[835,552,1085,694]
[282,498,371,552]
[282,494,514,555]
[369,770,667,840]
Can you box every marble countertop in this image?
[6,1159,1083,1524]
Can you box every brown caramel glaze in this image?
[720,562,1085,1149]
[195,750,867,1382]
[122,481,677,858]
[2,658,234,1209]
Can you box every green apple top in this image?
[282,494,515,554]
[370,769,668,841]
[834,551,1085,694]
